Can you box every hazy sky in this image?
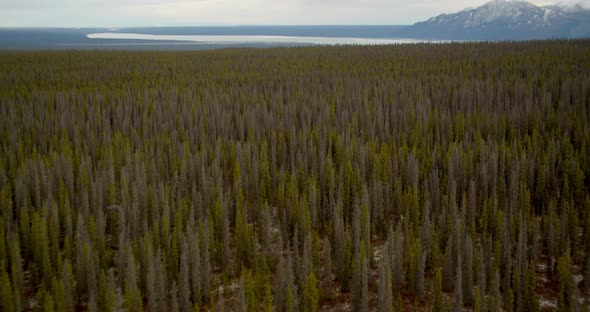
[0,0,585,27]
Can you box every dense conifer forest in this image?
[1,40,590,311]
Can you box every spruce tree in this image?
[154,249,167,312]
[238,273,247,312]
[169,281,179,312]
[44,291,55,312]
[433,268,444,312]
[352,241,369,312]
[476,245,486,300]
[489,270,501,312]
[443,236,455,292]
[189,229,201,305]
[453,257,463,312]
[246,270,258,312]
[393,291,403,312]
[524,262,539,312]
[462,234,473,306]
[145,249,157,312]
[124,248,143,312]
[179,237,191,312]
[556,251,574,312]
[276,253,297,312]
[62,260,75,312]
[263,283,273,312]
[201,221,212,303]
[473,288,483,312]
[302,271,319,312]
[0,269,14,312]
[391,224,404,290]
[415,250,426,300]
[10,240,23,312]
[377,259,392,312]
[322,238,333,299]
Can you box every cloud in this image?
[0,0,64,9]
[0,0,208,9]
[0,0,578,27]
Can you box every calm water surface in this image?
[87,32,425,45]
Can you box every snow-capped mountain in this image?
[427,0,560,29]
[403,0,590,40]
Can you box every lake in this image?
[86,32,423,46]
[0,26,434,50]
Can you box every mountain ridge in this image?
[403,0,590,40]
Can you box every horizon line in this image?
[0,24,413,29]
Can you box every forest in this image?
[0,40,589,311]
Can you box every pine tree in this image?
[377,259,393,312]
[360,196,371,263]
[50,277,65,312]
[0,269,14,312]
[263,282,273,312]
[514,223,527,312]
[99,270,117,312]
[391,224,404,290]
[88,292,98,312]
[201,221,212,303]
[546,204,557,271]
[244,270,258,312]
[292,230,302,295]
[222,200,233,276]
[302,271,319,312]
[302,232,314,290]
[238,273,247,312]
[187,226,201,305]
[44,291,55,312]
[276,253,297,312]
[462,234,473,306]
[333,202,349,291]
[322,238,333,299]
[443,236,455,292]
[476,244,486,300]
[235,189,254,268]
[261,203,273,256]
[453,257,463,312]
[556,251,574,312]
[352,241,368,312]
[489,270,501,312]
[154,249,168,312]
[473,288,483,312]
[524,262,539,312]
[393,291,403,312]
[179,237,191,312]
[10,240,23,312]
[62,260,75,312]
[433,268,444,312]
[407,238,421,298]
[146,248,157,312]
[170,281,179,312]
[124,248,143,312]
[416,251,427,300]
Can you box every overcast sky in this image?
[0,0,584,27]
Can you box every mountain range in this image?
[403,0,590,40]
[0,0,588,50]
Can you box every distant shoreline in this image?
[86,32,424,45]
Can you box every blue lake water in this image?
[0,26,441,50]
